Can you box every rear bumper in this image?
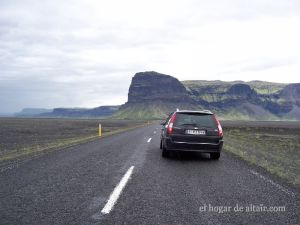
[163,137,223,153]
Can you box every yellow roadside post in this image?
[99,123,102,137]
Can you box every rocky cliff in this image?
[128,71,193,103]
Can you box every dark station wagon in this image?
[160,110,223,159]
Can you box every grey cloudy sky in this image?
[1,0,300,113]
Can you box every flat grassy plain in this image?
[0,118,147,164]
[222,121,300,187]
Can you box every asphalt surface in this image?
[0,124,299,225]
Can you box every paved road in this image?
[0,125,299,225]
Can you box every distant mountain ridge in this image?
[115,71,300,120]
[15,108,52,117]
[45,106,120,118]
[15,106,120,118]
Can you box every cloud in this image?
[0,0,300,112]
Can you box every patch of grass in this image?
[197,94,230,103]
[247,81,286,94]
[223,126,300,187]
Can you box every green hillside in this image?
[182,80,287,95]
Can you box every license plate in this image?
[185,130,206,135]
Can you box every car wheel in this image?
[210,152,220,160]
[160,140,162,149]
[161,142,169,158]
[162,149,169,158]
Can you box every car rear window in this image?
[174,113,216,128]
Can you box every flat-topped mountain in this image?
[128,71,192,103]
[115,71,300,120]
[113,72,199,119]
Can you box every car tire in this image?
[162,149,169,158]
[210,152,220,160]
[162,142,169,158]
[160,140,162,149]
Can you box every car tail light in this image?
[167,113,177,134]
[213,115,223,137]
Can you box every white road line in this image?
[249,170,295,197]
[147,138,152,143]
[101,166,135,214]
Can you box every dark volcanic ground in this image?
[0,118,145,155]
